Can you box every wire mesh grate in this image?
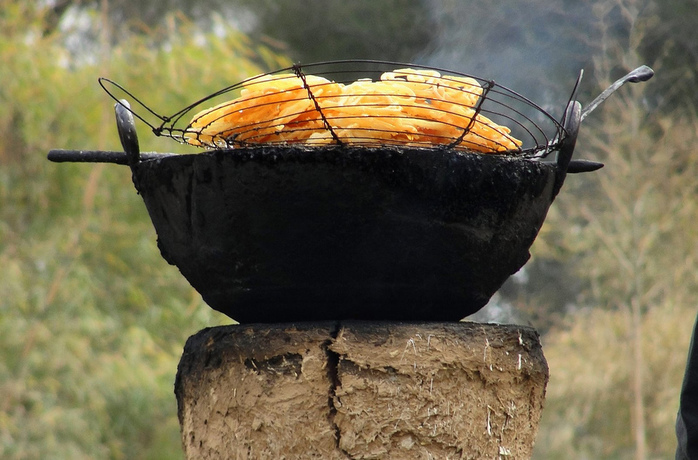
[100,60,569,157]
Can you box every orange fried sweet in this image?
[184,69,522,153]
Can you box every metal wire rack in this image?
[99,60,570,157]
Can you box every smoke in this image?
[413,0,607,321]
[416,0,598,120]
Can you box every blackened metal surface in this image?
[132,146,557,322]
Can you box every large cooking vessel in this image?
[134,145,563,322]
[49,64,652,322]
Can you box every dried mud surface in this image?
[175,322,548,459]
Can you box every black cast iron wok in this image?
[48,65,652,322]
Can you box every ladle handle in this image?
[581,65,654,122]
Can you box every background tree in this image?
[413,0,698,457]
[0,1,438,458]
[530,0,698,457]
[0,3,285,458]
[244,0,436,63]
[2,0,697,458]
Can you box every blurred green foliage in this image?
[528,3,698,455]
[1,1,697,459]
[533,102,698,458]
[0,4,287,459]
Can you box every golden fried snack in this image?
[184,69,522,153]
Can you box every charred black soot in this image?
[132,146,558,323]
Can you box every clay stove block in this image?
[175,322,548,459]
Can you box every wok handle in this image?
[554,99,582,195]
[114,99,141,166]
[47,149,175,164]
[48,100,177,165]
[553,64,654,189]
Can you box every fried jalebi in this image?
[184,69,522,153]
